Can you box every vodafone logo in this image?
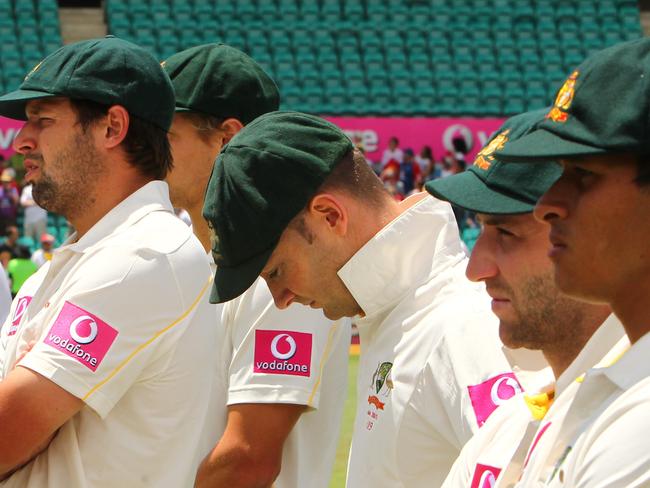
[8,296,32,336]
[270,333,297,360]
[470,463,501,488]
[468,372,523,427]
[490,375,522,406]
[478,471,496,488]
[254,330,312,377]
[68,315,98,344]
[13,297,29,323]
[44,301,118,372]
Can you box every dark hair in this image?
[420,145,433,160]
[317,148,390,208]
[70,98,173,180]
[179,111,225,145]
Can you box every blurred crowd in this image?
[360,136,479,249]
[0,155,62,323]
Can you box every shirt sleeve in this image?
[225,278,349,409]
[19,246,210,418]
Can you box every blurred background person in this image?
[31,232,55,269]
[0,169,19,235]
[7,244,37,298]
[20,183,47,244]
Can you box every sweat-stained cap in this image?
[496,37,650,163]
[202,111,353,303]
[162,43,279,124]
[0,36,175,131]
[425,108,562,214]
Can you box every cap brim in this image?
[495,128,607,163]
[209,246,274,304]
[425,171,535,215]
[0,89,57,120]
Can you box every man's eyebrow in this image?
[475,214,508,226]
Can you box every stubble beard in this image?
[502,272,585,350]
[33,129,106,221]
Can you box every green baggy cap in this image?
[0,36,175,131]
[425,108,561,214]
[496,37,650,163]
[162,43,279,124]
[202,111,353,304]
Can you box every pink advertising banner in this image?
[324,117,507,164]
[0,116,23,159]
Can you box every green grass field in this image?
[329,353,359,488]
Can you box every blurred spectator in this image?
[7,244,37,297]
[31,232,55,268]
[415,146,433,178]
[0,225,19,268]
[451,135,468,171]
[0,170,19,233]
[20,183,47,243]
[399,148,422,195]
[0,265,10,326]
[381,136,404,166]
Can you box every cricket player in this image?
[425,109,623,488]
[493,37,650,486]
[202,111,526,487]
[162,44,349,488]
[0,36,217,486]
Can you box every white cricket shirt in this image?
[513,328,645,488]
[341,195,522,488]
[442,314,625,488]
[209,258,350,488]
[0,181,218,487]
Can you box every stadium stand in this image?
[0,0,62,93]
[104,0,643,116]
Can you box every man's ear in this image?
[219,118,244,145]
[102,105,130,149]
[308,193,349,236]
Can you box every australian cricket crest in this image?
[366,361,394,431]
[547,70,579,123]
[474,130,510,170]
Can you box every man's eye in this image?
[496,227,515,237]
[268,268,279,280]
[574,166,595,179]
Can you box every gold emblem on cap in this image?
[547,70,579,123]
[160,60,167,68]
[24,60,43,81]
[474,129,510,170]
[207,221,224,264]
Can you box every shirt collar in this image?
[337,194,466,318]
[59,181,172,253]
[600,328,650,390]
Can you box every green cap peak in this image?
[202,111,353,303]
[0,36,175,131]
[426,108,561,214]
[163,43,279,124]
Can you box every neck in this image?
[70,170,152,238]
[187,203,210,252]
[611,279,650,344]
[543,305,611,378]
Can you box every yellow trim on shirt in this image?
[82,276,213,401]
[307,320,339,407]
[576,346,630,384]
[523,391,555,420]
